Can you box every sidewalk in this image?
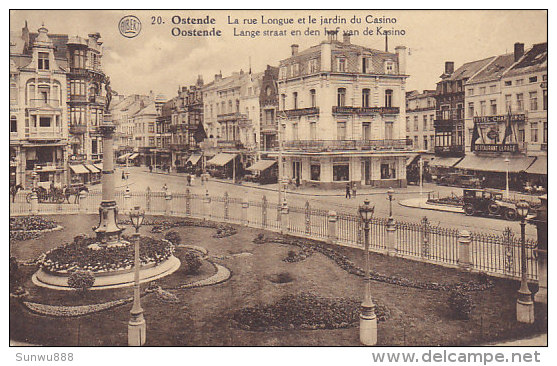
[487,333,547,346]
[399,197,464,213]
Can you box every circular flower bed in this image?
[10,216,58,231]
[232,292,389,331]
[119,217,237,238]
[37,234,174,274]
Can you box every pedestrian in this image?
[296,176,300,188]
[190,174,195,185]
[162,183,167,192]
[122,171,125,180]
[187,174,191,186]
[345,183,351,199]
[352,183,357,197]
[149,165,153,173]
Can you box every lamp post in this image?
[516,200,534,324]
[128,206,146,346]
[358,199,377,345]
[505,157,510,199]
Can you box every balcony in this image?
[28,99,61,109]
[69,94,88,103]
[217,140,245,149]
[281,107,320,118]
[261,123,278,134]
[26,161,65,171]
[332,106,399,115]
[279,139,412,152]
[217,112,248,123]
[473,142,527,153]
[170,143,191,151]
[27,128,65,140]
[89,95,107,105]
[434,145,465,156]
[91,153,103,162]
[69,124,87,134]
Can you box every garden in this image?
[9,214,547,346]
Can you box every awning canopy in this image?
[117,153,131,162]
[186,154,202,165]
[206,153,236,166]
[69,164,89,174]
[94,163,103,171]
[405,154,420,167]
[36,165,59,172]
[455,155,536,173]
[429,156,463,168]
[128,153,139,160]
[247,159,277,172]
[84,164,100,173]
[525,157,547,175]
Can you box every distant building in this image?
[405,90,436,153]
[259,65,279,153]
[111,94,152,160]
[267,32,413,188]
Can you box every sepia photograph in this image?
[7,7,548,356]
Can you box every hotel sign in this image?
[332,106,400,115]
[473,114,525,124]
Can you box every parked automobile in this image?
[462,189,517,220]
[437,173,481,188]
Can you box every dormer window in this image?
[38,52,49,70]
[362,57,372,73]
[292,63,299,76]
[308,58,318,73]
[337,57,346,72]
[385,60,394,74]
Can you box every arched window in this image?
[337,88,346,107]
[385,89,393,108]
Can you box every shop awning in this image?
[69,164,89,175]
[455,155,536,173]
[186,154,202,165]
[84,164,100,173]
[93,163,103,171]
[405,154,420,167]
[36,165,59,172]
[429,156,463,168]
[117,153,131,162]
[247,159,277,172]
[206,153,236,166]
[128,153,139,160]
[525,157,547,175]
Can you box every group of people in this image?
[345,183,357,199]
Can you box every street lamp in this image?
[358,199,377,345]
[505,157,510,199]
[128,206,146,346]
[516,200,534,324]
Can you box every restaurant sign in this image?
[473,114,525,124]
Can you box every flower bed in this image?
[37,234,174,274]
[10,216,58,231]
[23,298,132,317]
[231,292,389,331]
[254,234,494,292]
[118,217,237,238]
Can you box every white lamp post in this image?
[358,199,377,345]
[505,157,510,199]
[516,200,534,324]
[128,206,146,346]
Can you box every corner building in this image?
[268,33,413,188]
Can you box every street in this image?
[112,166,539,239]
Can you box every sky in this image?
[10,10,547,100]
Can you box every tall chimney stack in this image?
[395,46,407,75]
[514,42,525,62]
[445,61,455,75]
[343,32,351,44]
[291,44,299,56]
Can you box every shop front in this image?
[245,159,277,185]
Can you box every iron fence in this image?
[9,189,539,280]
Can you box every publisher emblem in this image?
[119,15,141,38]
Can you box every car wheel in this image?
[504,208,517,221]
[464,204,475,216]
[488,202,500,215]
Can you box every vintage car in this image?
[437,173,481,188]
[462,189,517,220]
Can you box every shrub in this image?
[448,288,473,320]
[9,257,20,293]
[164,230,182,245]
[183,251,202,275]
[68,270,95,294]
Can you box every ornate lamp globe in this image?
[358,199,375,223]
[516,200,529,219]
[129,206,145,230]
[387,188,394,199]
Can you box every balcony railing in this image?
[332,106,400,115]
[434,145,465,156]
[278,139,413,152]
[69,94,88,103]
[473,142,527,153]
[217,140,245,149]
[217,112,248,122]
[27,128,65,139]
[261,124,278,133]
[69,124,87,134]
[281,107,320,118]
[25,161,65,171]
[89,95,107,105]
[169,143,191,151]
[29,99,61,108]
[434,118,464,130]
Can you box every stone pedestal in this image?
[164,192,172,216]
[204,192,211,219]
[535,250,547,304]
[327,211,337,244]
[242,200,249,226]
[360,303,377,346]
[517,294,535,324]
[280,202,289,234]
[458,230,471,271]
[128,312,146,346]
[386,217,396,256]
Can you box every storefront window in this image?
[310,164,321,181]
[380,163,396,179]
[333,164,349,181]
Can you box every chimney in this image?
[342,32,351,44]
[514,42,525,62]
[320,41,332,72]
[291,44,299,56]
[445,61,454,75]
[197,74,204,87]
[214,72,222,81]
[395,46,407,75]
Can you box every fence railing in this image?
[10,189,538,281]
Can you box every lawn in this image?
[9,214,547,346]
